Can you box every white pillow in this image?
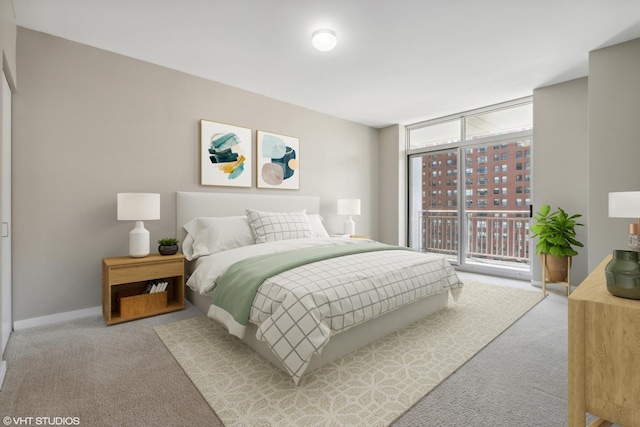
[182,234,196,260]
[182,216,255,260]
[307,213,329,238]
[246,209,314,243]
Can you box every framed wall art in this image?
[256,130,300,190]
[200,119,252,187]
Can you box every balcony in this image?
[417,209,531,272]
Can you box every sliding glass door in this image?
[408,148,459,265]
[407,99,532,278]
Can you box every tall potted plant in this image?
[530,204,584,282]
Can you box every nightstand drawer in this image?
[108,259,183,285]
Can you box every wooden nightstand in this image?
[102,253,185,325]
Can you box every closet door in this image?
[1,70,11,368]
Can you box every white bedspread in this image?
[186,238,463,384]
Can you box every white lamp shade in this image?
[117,193,160,220]
[312,29,337,52]
[337,199,361,216]
[608,191,640,218]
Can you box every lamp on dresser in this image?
[337,198,361,236]
[117,193,160,257]
[606,191,640,299]
[608,191,640,251]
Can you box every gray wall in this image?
[12,25,640,322]
[0,0,17,87]
[532,77,589,286]
[588,38,640,271]
[532,38,640,285]
[13,28,380,321]
[378,124,407,246]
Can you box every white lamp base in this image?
[343,216,355,236]
[129,220,150,257]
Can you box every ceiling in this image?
[12,0,640,129]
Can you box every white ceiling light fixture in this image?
[312,29,337,52]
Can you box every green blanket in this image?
[212,242,410,326]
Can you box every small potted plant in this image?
[530,204,584,282]
[157,237,179,256]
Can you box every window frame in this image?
[406,97,533,279]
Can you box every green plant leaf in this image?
[531,205,584,255]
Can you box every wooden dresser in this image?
[568,255,640,427]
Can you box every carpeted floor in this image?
[154,281,543,427]
[0,303,220,427]
[0,279,571,427]
[393,284,568,426]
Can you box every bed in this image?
[177,191,463,384]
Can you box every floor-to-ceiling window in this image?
[407,98,533,278]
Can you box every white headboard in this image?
[176,191,320,242]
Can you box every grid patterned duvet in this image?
[246,248,463,384]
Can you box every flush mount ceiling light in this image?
[312,29,337,52]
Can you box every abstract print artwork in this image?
[200,120,252,187]
[256,131,300,190]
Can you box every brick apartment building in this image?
[419,139,531,263]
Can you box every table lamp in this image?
[117,193,160,257]
[608,191,640,251]
[337,199,361,236]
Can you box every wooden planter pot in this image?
[542,254,572,296]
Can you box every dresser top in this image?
[570,255,640,309]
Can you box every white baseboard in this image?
[13,306,102,331]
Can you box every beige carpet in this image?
[155,281,544,427]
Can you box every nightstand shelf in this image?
[102,253,185,325]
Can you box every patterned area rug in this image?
[155,281,544,426]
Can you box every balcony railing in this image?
[418,209,531,266]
